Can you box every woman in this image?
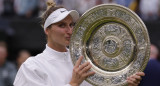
[14,0,144,86]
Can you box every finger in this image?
[127,80,138,86]
[136,72,145,77]
[127,77,138,86]
[79,62,90,70]
[127,76,136,82]
[86,71,95,76]
[131,74,142,81]
[80,64,92,74]
[128,75,141,85]
[75,56,83,68]
[83,71,95,78]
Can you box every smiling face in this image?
[45,15,74,52]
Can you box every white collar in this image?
[43,45,71,62]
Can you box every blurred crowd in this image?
[0,0,46,18]
[0,0,160,21]
[0,0,160,86]
[0,40,31,86]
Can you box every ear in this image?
[45,28,49,35]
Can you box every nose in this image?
[66,26,73,34]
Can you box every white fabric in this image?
[14,45,92,86]
[44,8,79,30]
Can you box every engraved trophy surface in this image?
[69,4,150,86]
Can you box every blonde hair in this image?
[41,0,64,28]
[46,0,56,10]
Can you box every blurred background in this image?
[0,0,160,85]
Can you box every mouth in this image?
[66,37,71,40]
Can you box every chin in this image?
[65,42,70,46]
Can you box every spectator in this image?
[62,0,76,10]
[115,0,133,7]
[75,0,102,15]
[16,49,31,69]
[38,0,47,16]
[129,0,141,15]
[139,44,160,86]
[1,0,15,17]
[150,44,159,59]
[14,0,39,18]
[139,0,160,21]
[0,18,15,37]
[0,0,4,16]
[101,0,116,4]
[55,0,63,5]
[0,41,17,86]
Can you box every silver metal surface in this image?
[69,4,150,86]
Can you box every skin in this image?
[127,72,145,86]
[45,15,74,52]
[17,50,31,69]
[150,44,159,59]
[0,46,7,67]
[45,15,145,86]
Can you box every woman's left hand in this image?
[127,72,145,86]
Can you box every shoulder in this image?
[22,53,45,69]
[14,54,49,86]
[16,53,48,78]
[17,52,47,73]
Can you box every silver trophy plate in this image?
[69,4,150,86]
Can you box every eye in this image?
[58,23,66,28]
[70,23,75,28]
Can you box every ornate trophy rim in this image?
[70,4,150,86]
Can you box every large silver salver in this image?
[69,4,150,86]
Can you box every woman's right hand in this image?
[69,56,95,86]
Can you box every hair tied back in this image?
[47,0,56,10]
